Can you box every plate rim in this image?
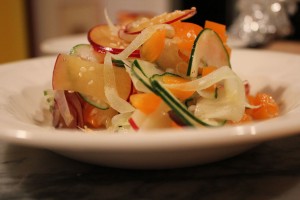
[1,49,300,152]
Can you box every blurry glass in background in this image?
[181,0,300,48]
[228,0,299,47]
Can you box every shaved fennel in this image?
[104,53,135,113]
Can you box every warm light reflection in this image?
[235,125,257,136]
[250,22,259,32]
[250,126,257,135]
[254,10,263,19]
[15,130,28,139]
[271,3,281,12]
[236,126,245,136]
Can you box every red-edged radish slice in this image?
[88,25,140,57]
[128,110,148,131]
[118,28,138,42]
[124,7,196,34]
[128,117,139,131]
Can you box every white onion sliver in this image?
[132,78,152,93]
[111,112,132,128]
[194,71,246,122]
[245,102,261,109]
[104,53,135,113]
[55,91,73,126]
[139,102,172,130]
[104,8,119,36]
[163,66,235,91]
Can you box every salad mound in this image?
[48,7,279,131]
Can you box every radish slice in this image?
[128,118,139,131]
[125,7,196,34]
[88,25,140,57]
[128,109,148,131]
[118,28,138,42]
[119,23,175,43]
[113,24,174,60]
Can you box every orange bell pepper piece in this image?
[172,21,203,58]
[162,74,194,100]
[248,93,279,120]
[140,29,166,62]
[130,93,162,114]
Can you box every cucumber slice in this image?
[131,59,163,92]
[131,60,153,92]
[112,59,126,68]
[134,59,164,77]
[70,44,98,62]
[187,28,230,78]
[150,79,225,127]
[131,60,226,127]
[151,72,181,82]
[71,44,126,68]
[79,93,109,110]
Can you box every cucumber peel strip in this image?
[131,59,163,93]
[131,60,154,92]
[79,93,109,110]
[150,79,225,127]
[187,28,231,78]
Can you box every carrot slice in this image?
[130,93,162,114]
[140,29,166,62]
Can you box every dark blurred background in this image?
[181,0,235,27]
[181,0,300,40]
[1,0,299,64]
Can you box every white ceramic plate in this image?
[40,34,87,54]
[1,49,300,169]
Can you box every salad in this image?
[47,7,279,131]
